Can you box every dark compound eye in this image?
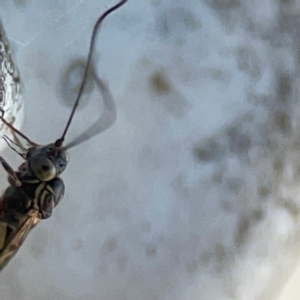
[31,156,56,181]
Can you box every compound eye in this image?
[30,156,56,181]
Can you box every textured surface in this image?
[0,0,300,300]
[0,21,23,150]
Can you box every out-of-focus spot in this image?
[272,110,291,134]
[59,58,95,109]
[149,69,191,118]
[145,244,157,258]
[236,47,261,78]
[150,71,171,95]
[193,140,221,162]
[102,236,118,255]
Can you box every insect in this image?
[0,0,127,271]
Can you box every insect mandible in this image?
[0,0,127,271]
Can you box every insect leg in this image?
[17,162,27,172]
[2,135,25,159]
[0,156,21,187]
[10,131,27,152]
[0,109,39,147]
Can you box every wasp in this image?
[0,0,127,271]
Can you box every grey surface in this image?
[0,0,299,299]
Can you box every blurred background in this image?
[0,0,300,299]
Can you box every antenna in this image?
[55,0,128,148]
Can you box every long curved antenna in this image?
[55,0,127,148]
[64,71,116,149]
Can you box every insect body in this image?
[0,0,127,271]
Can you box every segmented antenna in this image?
[55,0,128,147]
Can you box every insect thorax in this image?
[1,177,65,229]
